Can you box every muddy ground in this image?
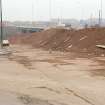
[0,45,105,105]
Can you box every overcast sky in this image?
[2,0,105,21]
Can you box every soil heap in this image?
[10,28,105,56]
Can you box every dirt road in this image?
[0,45,105,105]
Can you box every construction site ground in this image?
[0,45,105,105]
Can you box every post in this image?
[101,0,102,19]
[100,0,102,26]
[0,0,3,48]
[99,10,101,26]
[32,0,34,26]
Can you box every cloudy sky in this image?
[2,0,105,21]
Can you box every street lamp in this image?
[101,0,102,21]
[0,0,3,48]
[0,0,11,55]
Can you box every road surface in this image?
[0,45,105,105]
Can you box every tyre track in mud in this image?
[8,48,102,105]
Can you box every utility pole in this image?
[101,0,102,20]
[0,0,11,55]
[90,13,93,27]
[100,0,102,26]
[32,0,34,26]
[0,0,3,48]
[49,0,52,22]
[49,0,52,28]
[99,10,101,26]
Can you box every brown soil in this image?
[10,27,105,56]
[1,45,105,105]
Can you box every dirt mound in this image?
[10,28,105,56]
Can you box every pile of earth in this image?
[10,27,105,56]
